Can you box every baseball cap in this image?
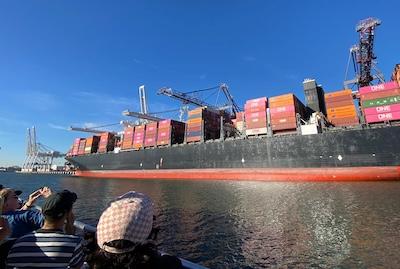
[0,185,22,196]
[42,190,77,219]
[96,191,154,254]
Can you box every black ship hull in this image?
[67,126,400,181]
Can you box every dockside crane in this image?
[157,83,241,115]
[122,85,165,123]
[344,17,385,89]
[69,123,119,134]
[22,127,65,172]
[158,83,242,138]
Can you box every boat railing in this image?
[74,220,208,269]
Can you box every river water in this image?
[1,172,399,268]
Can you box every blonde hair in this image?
[0,196,4,214]
[0,188,12,202]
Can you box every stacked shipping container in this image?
[144,122,158,148]
[157,119,185,146]
[77,139,86,155]
[121,127,135,150]
[360,81,400,123]
[232,112,245,133]
[98,133,115,153]
[186,107,221,142]
[269,94,304,133]
[244,97,268,135]
[325,90,359,127]
[71,138,82,156]
[84,136,100,154]
[133,125,145,149]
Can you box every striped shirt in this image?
[6,229,84,268]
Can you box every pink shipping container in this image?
[245,111,267,119]
[359,81,399,95]
[270,105,295,114]
[123,127,135,140]
[144,137,157,147]
[365,111,400,123]
[134,135,144,143]
[364,103,400,116]
[158,119,173,128]
[246,97,267,104]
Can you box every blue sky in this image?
[0,0,399,166]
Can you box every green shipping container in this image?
[362,95,400,108]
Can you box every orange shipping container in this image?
[325,89,352,99]
[270,116,297,125]
[269,93,294,103]
[270,111,296,119]
[330,116,359,126]
[325,99,354,109]
[187,118,202,124]
[327,105,357,114]
[271,122,297,131]
[269,98,295,108]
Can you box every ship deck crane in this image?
[157,83,241,115]
[344,17,385,89]
[69,123,119,134]
[122,85,165,122]
[122,110,164,122]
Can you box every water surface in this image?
[1,172,399,268]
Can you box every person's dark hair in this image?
[42,190,77,222]
[89,240,182,269]
[89,240,159,269]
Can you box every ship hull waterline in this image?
[74,167,400,181]
[68,126,400,182]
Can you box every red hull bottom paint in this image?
[75,167,400,181]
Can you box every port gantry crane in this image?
[70,85,163,135]
[123,85,165,123]
[22,126,65,172]
[157,83,241,116]
[158,83,242,138]
[344,17,385,89]
[69,123,119,134]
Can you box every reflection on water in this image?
[1,173,400,268]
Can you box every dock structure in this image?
[17,170,75,176]
[21,126,65,173]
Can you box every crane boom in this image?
[158,83,240,115]
[69,126,116,134]
[139,85,149,115]
[219,83,241,114]
[122,110,164,122]
[344,17,384,89]
[158,87,214,108]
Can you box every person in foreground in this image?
[0,197,11,242]
[6,190,84,269]
[0,186,52,268]
[0,186,52,239]
[89,191,183,269]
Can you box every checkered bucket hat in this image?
[96,191,154,253]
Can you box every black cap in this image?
[42,190,77,219]
[0,185,22,196]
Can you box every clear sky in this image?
[0,0,399,166]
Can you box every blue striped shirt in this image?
[6,229,84,268]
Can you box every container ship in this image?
[66,19,400,181]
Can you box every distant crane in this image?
[22,127,65,172]
[344,17,385,89]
